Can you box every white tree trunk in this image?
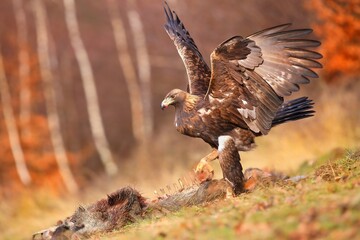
[13,0,31,127]
[33,0,78,193]
[0,49,31,186]
[127,0,153,139]
[63,0,118,176]
[107,0,146,143]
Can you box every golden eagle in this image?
[160,3,322,175]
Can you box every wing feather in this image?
[164,3,210,95]
[286,48,322,59]
[208,24,322,134]
[248,23,291,38]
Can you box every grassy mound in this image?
[100,149,360,240]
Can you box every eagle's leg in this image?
[194,148,218,183]
[218,136,245,195]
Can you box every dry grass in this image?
[100,149,360,240]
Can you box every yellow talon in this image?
[195,159,214,183]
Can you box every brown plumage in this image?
[218,136,245,195]
[161,3,321,172]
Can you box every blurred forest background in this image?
[0,0,359,238]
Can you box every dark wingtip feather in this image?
[163,1,170,21]
[248,23,292,38]
[286,48,323,60]
[163,2,173,32]
[289,57,323,69]
[162,1,203,58]
[291,64,319,78]
[266,28,314,39]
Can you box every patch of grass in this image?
[99,148,360,240]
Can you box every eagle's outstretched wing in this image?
[208,24,322,134]
[164,3,211,96]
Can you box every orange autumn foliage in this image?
[0,36,87,197]
[0,43,62,195]
[306,0,360,82]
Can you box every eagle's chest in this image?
[174,111,203,137]
[174,105,235,145]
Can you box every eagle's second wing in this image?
[208,24,322,134]
[164,3,211,96]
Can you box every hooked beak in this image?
[161,97,174,110]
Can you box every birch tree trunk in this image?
[63,0,118,176]
[127,0,153,140]
[33,0,78,193]
[13,0,31,128]
[107,0,146,143]
[0,49,31,186]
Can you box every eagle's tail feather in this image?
[272,97,314,127]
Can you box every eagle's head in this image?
[161,89,187,110]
